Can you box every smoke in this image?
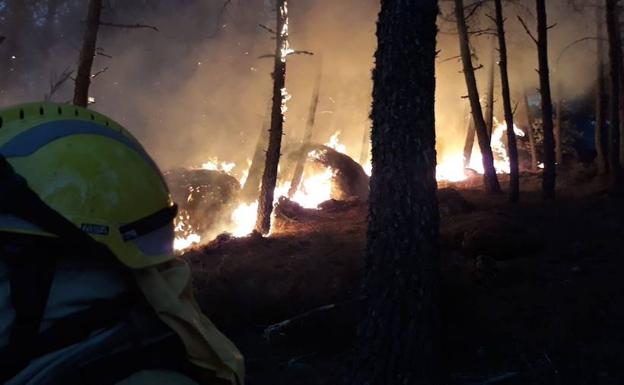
[1,0,600,172]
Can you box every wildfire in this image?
[201,158,236,173]
[436,120,525,182]
[173,121,523,251]
[173,133,346,251]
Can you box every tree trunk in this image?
[288,62,322,198]
[359,123,370,166]
[555,86,563,165]
[255,0,288,234]
[595,6,608,175]
[485,42,496,137]
[241,106,271,202]
[463,110,476,168]
[73,0,102,107]
[606,0,624,194]
[455,0,501,193]
[494,0,519,202]
[350,1,440,384]
[522,92,539,172]
[536,0,556,200]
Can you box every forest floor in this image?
[184,165,624,385]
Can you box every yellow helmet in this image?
[0,102,177,268]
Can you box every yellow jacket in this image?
[134,259,245,385]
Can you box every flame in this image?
[173,233,200,250]
[279,1,293,62]
[327,131,347,154]
[436,152,468,182]
[230,201,259,236]
[173,122,527,251]
[436,119,524,182]
[201,158,236,173]
[173,133,348,251]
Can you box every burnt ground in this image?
[184,167,624,385]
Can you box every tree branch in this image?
[517,16,538,44]
[99,21,159,32]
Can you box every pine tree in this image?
[350,0,441,384]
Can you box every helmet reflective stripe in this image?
[0,215,46,234]
[0,120,156,169]
[0,102,176,268]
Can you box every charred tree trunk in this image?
[73,0,102,107]
[241,106,271,202]
[494,0,519,202]
[463,110,476,168]
[554,85,563,165]
[596,5,608,174]
[288,63,322,198]
[523,92,539,172]
[536,0,556,200]
[359,123,370,166]
[350,1,440,384]
[455,0,501,193]
[485,42,496,137]
[606,0,624,194]
[255,0,288,234]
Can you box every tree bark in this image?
[485,42,496,137]
[523,92,539,172]
[494,0,520,202]
[606,0,624,194]
[596,5,609,175]
[255,0,288,234]
[73,0,103,107]
[288,62,322,198]
[554,86,563,165]
[359,122,370,166]
[536,0,556,200]
[241,106,271,202]
[350,1,440,383]
[463,110,476,168]
[455,0,501,193]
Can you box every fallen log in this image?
[164,168,241,236]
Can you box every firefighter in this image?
[0,103,244,384]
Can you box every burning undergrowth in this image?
[167,136,371,251]
[168,122,526,251]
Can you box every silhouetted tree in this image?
[256,0,289,234]
[350,0,440,384]
[536,0,556,199]
[455,0,501,193]
[523,91,539,172]
[289,60,322,198]
[520,0,556,199]
[463,113,476,168]
[494,0,520,202]
[73,0,102,107]
[485,41,496,137]
[241,106,271,203]
[596,5,609,174]
[606,0,623,194]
